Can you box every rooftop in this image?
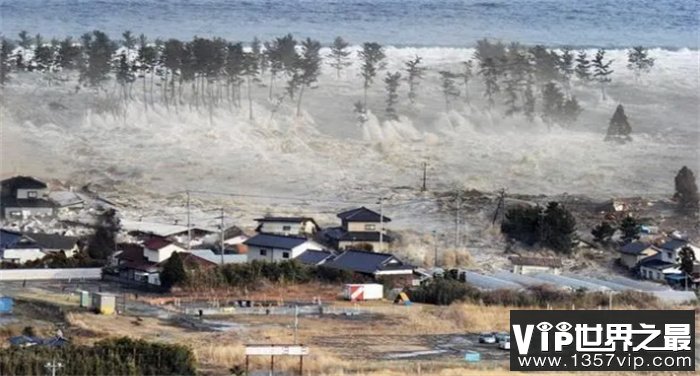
[324,249,413,275]
[337,207,391,223]
[23,232,78,250]
[143,237,173,250]
[619,241,655,255]
[1,176,48,191]
[244,234,311,250]
[296,249,334,265]
[255,216,317,223]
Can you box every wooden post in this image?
[299,354,304,376]
[245,355,249,376]
[271,355,275,375]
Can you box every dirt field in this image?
[1,281,698,375]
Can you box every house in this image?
[120,219,217,247]
[22,232,79,258]
[323,249,415,286]
[244,234,324,262]
[655,238,700,263]
[114,245,216,286]
[296,249,335,266]
[143,237,186,263]
[0,229,79,264]
[323,207,393,252]
[188,249,248,265]
[254,216,320,237]
[638,255,679,281]
[510,256,562,275]
[1,176,56,219]
[617,241,658,269]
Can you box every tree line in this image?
[0,31,656,126]
[0,337,196,375]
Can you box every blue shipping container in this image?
[0,297,13,314]
[464,351,481,362]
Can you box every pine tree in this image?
[0,38,14,85]
[619,216,640,243]
[523,83,536,121]
[627,46,654,82]
[461,60,473,103]
[384,71,401,120]
[293,38,322,116]
[404,55,425,105]
[17,30,32,49]
[224,42,245,108]
[358,42,386,109]
[541,82,564,124]
[479,57,499,108]
[674,166,699,211]
[591,49,613,99]
[541,202,577,254]
[80,30,117,87]
[160,252,187,290]
[558,47,574,91]
[242,47,260,121]
[560,96,582,126]
[605,104,632,142]
[678,246,696,277]
[574,49,591,82]
[529,45,560,83]
[591,221,616,243]
[122,30,136,50]
[438,70,460,111]
[57,37,82,70]
[328,36,351,79]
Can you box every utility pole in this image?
[45,359,63,376]
[492,188,506,225]
[219,208,225,265]
[186,190,191,251]
[293,305,299,344]
[432,230,438,267]
[421,162,427,192]
[378,197,384,251]
[454,193,462,248]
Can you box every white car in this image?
[498,336,511,350]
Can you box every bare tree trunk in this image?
[247,77,254,121]
[296,85,305,117]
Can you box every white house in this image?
[0,229,79,264]
[254,216,320,237]
[143,237,186,263]
[324,207,393,252]
[244,234,324,262]
[656,238,700,263]
[638,255,679,282]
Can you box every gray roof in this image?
[244,234,310,250]
[23,232,78,250]
[296,249,334,265]
[1,176,47,191]
[324,249,413,275]
[337,207,391,223]
[255,216,317,224]
[658,239,688,251]
[638,256,675,270]
[619,241,653,255]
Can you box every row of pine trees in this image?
[0,31,655,125]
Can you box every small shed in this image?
[342,283,383,301]
[92,293,116,315]
[0,296,13,314]
[77,290,90,308]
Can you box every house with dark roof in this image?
[510,256,563,275]
[323,249,415,286]
[254,216,320,237]
[638,254,679,282]
[655,238,700,264]
[296,249,335,266]
[323,207,393,252]
[113,243,215,287]
[0,229,79,264]
[244,234,325,262]
[617,241,658,269]
[1,176,55,219]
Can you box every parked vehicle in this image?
[478,332,496,344]
[494,332,509,343]
[499,336,511,350]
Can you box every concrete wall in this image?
[1,248,45,264]
[0,268,102,281]
[347,222,384,232]
[4,207,54,219]
[247,242,323,262]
